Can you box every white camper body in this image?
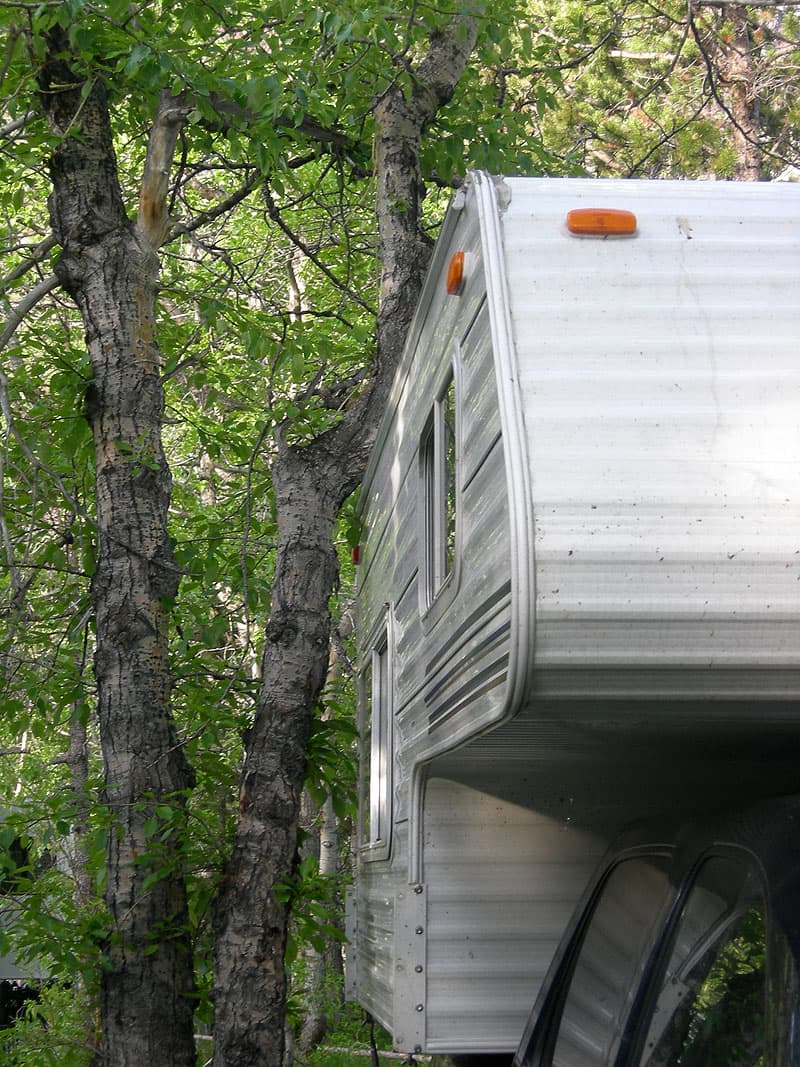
[345,174,800,1055]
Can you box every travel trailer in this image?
[344,173,800,1057]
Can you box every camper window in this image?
[422,372,457,603]
[360,631,391,858]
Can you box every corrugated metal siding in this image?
[358,206,485,643]
[500,178,800,701]
[351,177,800,1054]
[460,302,502,487]
[360,194,517,781]
[422,442,512,735]
[389,441,511,759]
[350,840,400,1032]
[422,777,604,1052]
[352,186,517,1046]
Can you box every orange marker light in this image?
[566,208,637,237]
[446,251,465,294]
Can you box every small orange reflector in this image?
[566,208,637,237]
[446,251,465,294]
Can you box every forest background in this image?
[0,0,798,1065]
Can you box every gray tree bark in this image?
[723,9,762,180]
[38,35,196,1067]
[30,10,479,1066]
[693,5,762,179]
[210,14,478,1067]
[297,615,354,1059]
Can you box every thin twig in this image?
[0,234,58,294]
[627,96,714,175]
[241,419,273,652]
[0,277,94,522]
[693,0,800,6]
[0,273,60,352]
[0,114,30,139]
[264,185,378,318]
[165,171,261,242]
[688,6,796,170]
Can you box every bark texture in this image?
[38,38,195,1067]
[693,5,762,179]
[210,14,478,1067]
[295,790,340,1057]
[721,9,761,180]
[297,616,353,1058]
[212,446,342,1067]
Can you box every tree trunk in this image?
[697,6,762,179]
[296,793,342,1058]
[725,9,761,180]
[38,37,196,1067]
[210,15,478,1066]
[297,616,353,1058]
[211,444,342,1067]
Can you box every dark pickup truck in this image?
[514,797,800,1067]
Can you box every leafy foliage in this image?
[1,982,96,1067]
[519,0,800,178]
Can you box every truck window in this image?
[359,631,391,857]
[636,855,774,1067]
[422,370,457,603]
[547,855,672,1067]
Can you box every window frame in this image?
[547,852,674,1067]
[419,358,462,617]
[514,846,676,1067]
[514,803,800,1067]
[621,846,774,1067]
[358,612,393,862]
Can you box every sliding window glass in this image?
[359,629,391,859]
[422,370,458,604]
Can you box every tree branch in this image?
[165,171,261,243]
[0,275,93,524]
[368,10,479,423]
[0,272,59,351]
[263,185,378,317]
[0,113,31,138]
[627,95,715,175]
[138,89,191,248]
[692,0,800,6]
[687,8,795,172]
[0,234,58,294]
[299,9,481,492]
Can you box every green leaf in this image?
[124,44,152,78]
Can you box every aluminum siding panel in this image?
[348,821,410,1033]
[422,777,604,1052]
[352,183,516,1045]
[357,208,483,644]
[360,188,516,781]
[460,301,502,487]
[500,178,800,700]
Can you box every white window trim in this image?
[419,356,462,624]
[359,611,393,861]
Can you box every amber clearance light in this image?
[446,251,465,294]
[566,208,638,237]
